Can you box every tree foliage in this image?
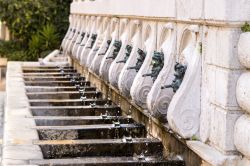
[0,0,71,44]
[0,0,71,60]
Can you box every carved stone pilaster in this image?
[146,23,176,120]
[167,25,201,138]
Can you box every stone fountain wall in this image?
[66,0,250,165]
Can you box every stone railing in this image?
[62,0,250,165]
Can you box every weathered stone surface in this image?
[209,106,242,153]
[187,141,239,166]
[205,0,250,21]
[236,72,250,114]
[238,32,250,69]
[234,115,250,159]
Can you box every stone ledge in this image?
[3,62,43,165]
[187,141,239,166]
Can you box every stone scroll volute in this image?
[76,16,91,61]
[130,21,157,108]
[72,16,86,59]
[86,17,105,68]
[109,19,130,88]
[90,18,112,75]
[146,23,176,121]
[99,18,120,82]
[167,25,202,139]
[80,16,99,66]
[118,20,142,97]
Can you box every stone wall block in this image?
[207,65,242,110]
[238,32,250,69]
[205,0,250,21]
[205,27,242,69]
[209,106,242,153]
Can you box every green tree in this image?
[0,0,71,60]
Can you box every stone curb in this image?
[2,62,43,166]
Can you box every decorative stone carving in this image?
[72,16,86,58]
[76,16,91,61]
[80,16,99,66]
[90,18,112,74]
[86,17,105,68]
[238,32,250,69]
[234,115,250,159]
[64,15,79,56]
[236,72,250,114]
[109,19,130,88]
[118,20,142,97]
[167,25,202,139]
[61,15,73,53]
[130,21,157,108]
[99,18,119,81]
[146,23,176,120]
[67,15,84,56]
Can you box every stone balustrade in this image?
[60,0,250,165]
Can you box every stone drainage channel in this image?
[22,65,185,166]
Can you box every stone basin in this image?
[23,72,78,77]
[35,123,146,140]
[24,80,91,86]
[30,156,184,166]
[30,105,121,116]
[23,69,77,73]
[23,66,73,70]
[23,76,85,82]
[34,138,163,159]
[26,91,102,100]
[26,86,96,93]
[32,116,134,126]
[29,99,113,107]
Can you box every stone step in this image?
[34,138,163,158]
[35,123,146,140]
[32,116,133,126]
[24,80,91,86]
[30,156,185,166]
[29,99,113,107]
[26,86,96,92]
[26,91,102,100]
[30,105,121,116]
